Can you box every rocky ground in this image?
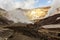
[0,11,60,40]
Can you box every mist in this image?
[4,9,34,24]
[0,0,38,10]
[0,0,38,24]
[47,0,60,16]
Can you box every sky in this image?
[34,0,52,7]
[0,0,52,10]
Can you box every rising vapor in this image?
[0,0,39,24]
[47,0,60,16]
[2,9,34,24]
[0,0,38,10]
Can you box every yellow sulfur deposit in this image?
[26,7,50,20]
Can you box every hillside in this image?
[0,7,60,40]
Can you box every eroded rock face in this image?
[0,8,14,25]
[0,8,34,24]
[0,28,14,40]
[0,7,60,40]
[0,8,7,16]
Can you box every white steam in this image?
[5,9,34,24]
[0,0,15,10]
[0,0,38,10]
[0,0,38,24]
[47,0,60,16]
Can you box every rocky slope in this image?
[0,7,60,40]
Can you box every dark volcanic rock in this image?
[0,28,14,40]
[0,13,60,40]
[8,32,40,40]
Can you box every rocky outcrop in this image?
[0,8,60,40]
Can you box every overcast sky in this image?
[0,0,52,10]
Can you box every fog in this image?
[5,9,34,24]
[0,0,38,10]
[1,0,60,24]
[47,0,60,16]
[0,0,39,24]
